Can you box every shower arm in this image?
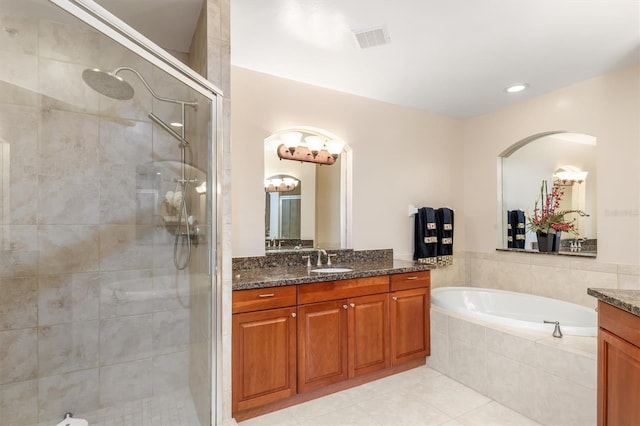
[113,66,197,108]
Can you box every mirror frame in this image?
[264,126,352,250]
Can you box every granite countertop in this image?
[588,288,640,317]
[233,259,432,290]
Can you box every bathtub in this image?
[431,286,597,337]
[429,286,598,425]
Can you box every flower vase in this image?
[536,231,561,252]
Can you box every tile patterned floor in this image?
[37,388,201,426]
[238,366,542,426]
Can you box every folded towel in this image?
[436,207,454,266]
[506,210,514,248]
[414,207,438,265]
[511,209,526,249]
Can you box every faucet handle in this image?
[302,255,311,268]
[327,254,336,266]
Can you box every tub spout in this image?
[543,320,563,338]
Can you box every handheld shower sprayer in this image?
[82,66,198,270]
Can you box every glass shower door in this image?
[0,0,219,424]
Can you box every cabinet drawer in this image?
[599,301,640,347]
[390,271,430,291]
[233,286,297,314]
[298,276,389,305]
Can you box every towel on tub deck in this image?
[436,207,454,266]
[413,207,438,265]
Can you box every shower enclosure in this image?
[0,0,221,425]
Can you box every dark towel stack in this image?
[413,207,438,265]
[413,207,454,266]
[436,208,454,266]
[507,210,526,249]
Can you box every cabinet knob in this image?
[342,304,348,310]
[350,303,355,308]
[392,296,398,301]
[291,313,297,318]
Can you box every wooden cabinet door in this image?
[232,307,297,413]
[298,300,348,393]
[390,287,430,365]
[598,328,640,426]
[348,293,390,378]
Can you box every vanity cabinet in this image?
[297,291,391,393]
[297,300,349,392]
[389,272,431,365]
[297,276,390,392]
[597,301,640,425]
[232,270,430,420]
[232,287,297,414]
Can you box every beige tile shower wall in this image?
[466,251,640,308]
[0,15,192,425]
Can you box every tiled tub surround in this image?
[429,305,597,425]
[465,251,640,309]
[0,10,212,426]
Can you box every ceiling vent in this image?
[353,26,390,49]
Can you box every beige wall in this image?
[230,64,640,309]
[463,65,640,265]
[231,66,464,260]
[462,65,640,308]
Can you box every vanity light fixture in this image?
[265,177,299,192]
[274,133,344,165]
[553,170,588,184]
[504,83,529,94]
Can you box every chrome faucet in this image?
[316,249,327,266]
[543,320,563,338]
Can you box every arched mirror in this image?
[264,127,351,251]
[499,132,597,255]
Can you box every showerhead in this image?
[82,68,134,100]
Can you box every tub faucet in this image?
[316,249,327,266]
[543,320,563,338]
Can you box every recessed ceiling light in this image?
[504,83,529,94]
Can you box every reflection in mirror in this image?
[500,132,597,255]
[265,174,302,240]
[264,127,349,251]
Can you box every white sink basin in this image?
[311,267,353,273]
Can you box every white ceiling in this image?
[97,0,640,118]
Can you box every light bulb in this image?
[305,135,324,157]
[326,139,344,158]
[280,132,302,154]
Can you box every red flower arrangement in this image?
[527,180,589,235]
